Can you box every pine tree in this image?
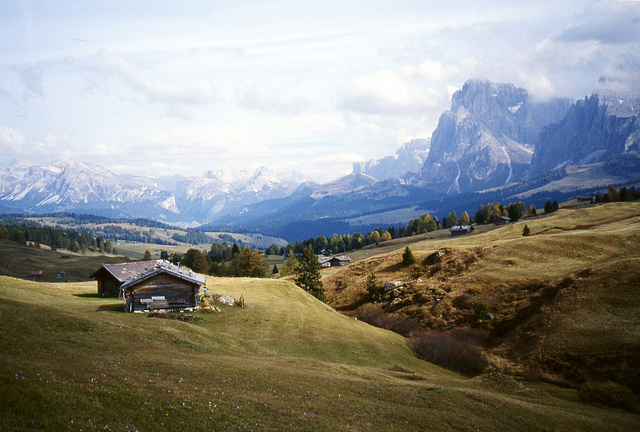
[402,246,416,266]
[522,224,531,237]
[446,211,459,228]
[294,246,325,301]
[365,273,383,302]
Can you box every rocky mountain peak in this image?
[415,79,571,193]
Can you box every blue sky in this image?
[1,0,639,182]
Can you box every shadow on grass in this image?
[73,293,102,298]
[97,303,125,312]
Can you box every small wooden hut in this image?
[121,261,205,313]
[329,255,351,266]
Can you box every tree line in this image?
[264,185,638,259]
[0,223,116,254]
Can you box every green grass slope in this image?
[1,275,639,430]
[0,239,127,282]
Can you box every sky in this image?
[1,0,639,183]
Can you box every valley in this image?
[0,202,639,430]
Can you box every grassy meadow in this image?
[2,272,640,431]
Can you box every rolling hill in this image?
[322,202,640,395]
[2,273,639,430]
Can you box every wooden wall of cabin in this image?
[97,274,122,297]
[125,273,201,312]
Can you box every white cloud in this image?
[339,70,443,115]
[556,0,640,44]
[92,49,220,106]
[0,126,26,153]
[235,85,309,114]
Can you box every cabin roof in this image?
[90,260,159,282]
[450,225,472,231]
[120,260,206,290]
[331,255,351,261]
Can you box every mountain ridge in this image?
[2,78,639,238]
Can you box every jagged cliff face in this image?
[415,80,571,193]
[530,92,640,176]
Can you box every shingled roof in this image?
[120,260,206,290]
[90,260,159,283]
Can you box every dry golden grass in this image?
[323,202,640,393]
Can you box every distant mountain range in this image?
[2,79,639,240]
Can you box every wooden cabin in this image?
[329,255,351,266]
[495,216,512,225]
[91,261,159,297]
[121,261,205,313]
[450,225,474,236]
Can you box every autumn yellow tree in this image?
[460,211,471,225]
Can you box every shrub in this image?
[474,302,489,320]
[578,381,639,411]
[408,329,488,376]
[466,285,484,295]
[355,304,422,337]
[522,224,531,236]
[356,303,384,323]
[452,294,474,310]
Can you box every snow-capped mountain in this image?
[353,138,430,180]
[2,78,639,239]
[414,79,571,193]
[173,167,298,221]
[0,160,298,223]
[0,159,178,214]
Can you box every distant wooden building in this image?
[450,225,474,236]
[317,255,351,268]
[91,260,159,297]
[495,216,511,225]
[329,255,351,266]
[318,256,332,268]
[120,261,205,313]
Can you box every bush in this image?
[522,224,531,236]
[408,329,488,376]
[474,302,489,320]
[355,304,422,337]
[578,381,639,411]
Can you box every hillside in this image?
[2,276,639,430]
[0,239,127,282]
[323,202,640,393]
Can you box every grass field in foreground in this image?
[1,276,639,431]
